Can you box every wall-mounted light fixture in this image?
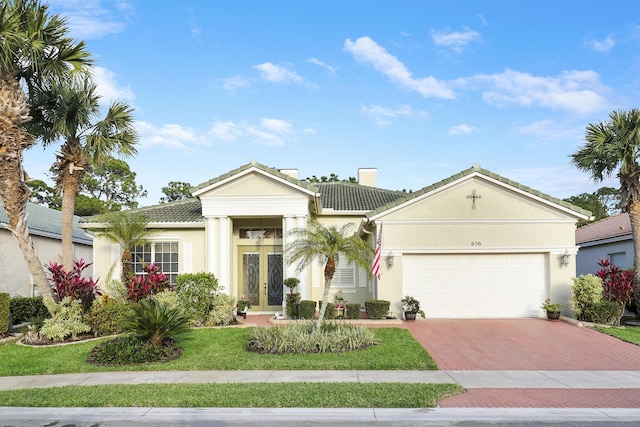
[385,253,394,268]
[560,250,570,267]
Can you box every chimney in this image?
[280,168,298,179]
[358,168,377,187]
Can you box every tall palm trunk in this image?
[316,257,336,330]
[58,143,87,269]
[0,74,53,299]
[628,201,640,315]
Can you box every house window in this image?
[331,257,355,288]
[609,252,626,268]
[132,242,179,284]
[239,228,282,239]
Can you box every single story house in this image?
[81,160,590,318]
[0,201,93,297]
[576,213,633,276]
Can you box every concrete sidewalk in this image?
[2,369,640,390]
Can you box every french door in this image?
[238,246,283,311]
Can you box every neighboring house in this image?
[81,161,590,318]
[0,201,93,297]
[575,213,633,276]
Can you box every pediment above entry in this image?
[192,164,320,217]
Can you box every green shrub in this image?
[174,272,220,326]
[9,297,50,324]
[365,300,390,320]
[572,274,603,321]
[586,300,623,326]
[153,290,178,309]
[86,335,182,366]
[121,300,191,345]
[0,293,10,334]
[285,293,301,318]
[39,297,91,341]
[322,302,335,319]
[206,293,236,326]
[299,300,316,319]
[346,303,361,319]
[247,321,378,354]
[85,296,132,336]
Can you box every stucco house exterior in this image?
[0,201,93,297]
[576,213,633,276]
[81,160,590,318]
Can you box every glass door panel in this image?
[239,247,283,310]
[242,252,260,307]
[267,252,283,307]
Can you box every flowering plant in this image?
[541,298,562,313]
[236,295,252,312]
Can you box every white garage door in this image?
[403,254,547,318]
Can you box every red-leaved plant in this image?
[46,259,101,312]
[126,263,171,302]
[595,258,635,306]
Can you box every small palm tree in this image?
[98,212,152,283]
[121,300,190,346]
[571,108,640,312]
[0,0,92,299]
[287,218,373,330]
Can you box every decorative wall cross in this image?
[466,189,481,210]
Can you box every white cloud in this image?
[587,34,615,53]
[344,36,455,99]
[360,104,426,126]
[219,76,253,91]
[137,122,201,150]
[431,27,481,53]
[90,66,135,104]
[468,69,609,115]
[302,128,317,134]
[48,0,130,39]
[253,63,303,84]
[514,120,583,143]
[209,118,296,146]
[449,124,477,135]
[307,57,337,76]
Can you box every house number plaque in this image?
[471,241,482,246]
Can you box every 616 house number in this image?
[471,241,482,246]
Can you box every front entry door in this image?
[238,246,283,311]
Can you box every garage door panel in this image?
[403,254,546,318]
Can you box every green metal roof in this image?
[365,164,592,218]
[0,201,93,245]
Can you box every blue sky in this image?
[25,0,640,206]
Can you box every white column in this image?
[206,217,219,278]
[283,215,296,279]
[218,216,231,295]
[295,215,309,300]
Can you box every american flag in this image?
[371,224,382,280]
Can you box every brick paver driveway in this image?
[402,318,640,370]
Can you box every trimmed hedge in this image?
[9,296,50,324]
[365,300,390,320]
[299,300,316,319]
[0,293,9,334]
[322,302,335,319]
[346,303,361,319]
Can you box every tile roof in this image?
[0,201,93,245]
[575,213,631,244]
[316,182,405,211]
[366,164,592,218]
[81,197,204,225]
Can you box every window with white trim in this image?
[132,242,179,284]
[331,257,355,288]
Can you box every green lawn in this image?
[597,325,640,345]
[0,327,437,376]
[0,383,463,408]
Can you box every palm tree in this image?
[98,212,152,283]
[287,218,373,329]
[571,108,640,312]
[29,74,138,269]
[0,0,92,299]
